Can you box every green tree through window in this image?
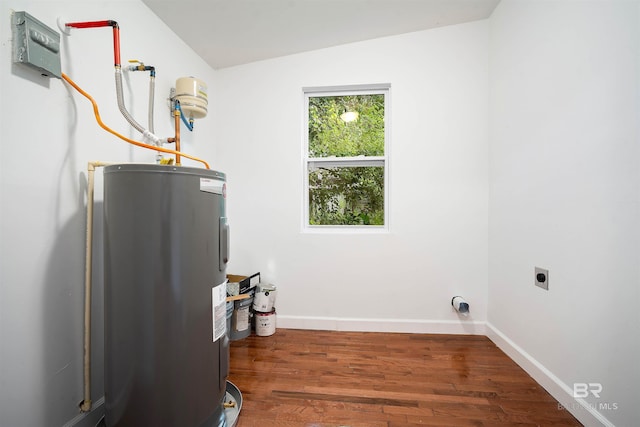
[305,87,388,227]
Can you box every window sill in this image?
[302,225,390,234]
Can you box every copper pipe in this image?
[65,20,120,66]
[174,109,181,165]
[112,25,120,66]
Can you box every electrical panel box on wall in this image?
[12,11,61,78]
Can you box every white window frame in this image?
[302,84,390,233]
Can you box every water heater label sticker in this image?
[200,178,224,195]
[212,281,227,342]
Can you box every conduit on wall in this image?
[81,161,113,412]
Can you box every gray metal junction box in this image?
[12,11,61,78]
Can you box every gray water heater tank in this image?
[103,164,230,427]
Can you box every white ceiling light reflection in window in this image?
[340,111,359,122]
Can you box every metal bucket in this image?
[226,300,234,338]
[230,292,253,341]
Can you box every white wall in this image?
[488,1,640,426]
[214,21,489,332]
[0,1,216,425]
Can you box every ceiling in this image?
[142,0,501,69]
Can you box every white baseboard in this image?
[277,314,486,335]
[486,323,612,427]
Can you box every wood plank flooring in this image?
[229,329,582,427]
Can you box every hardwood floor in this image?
[229,329,582,427]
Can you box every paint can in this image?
[252,283,277,312]
[254,309,276,337]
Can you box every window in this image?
[303,84,389,230]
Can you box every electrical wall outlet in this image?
[535,267,549,290]
[12,11,61,78]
